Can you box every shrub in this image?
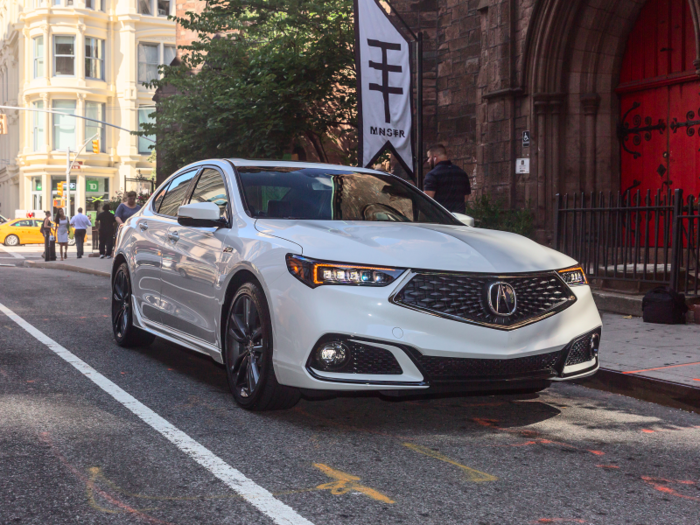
[466,194,534,238]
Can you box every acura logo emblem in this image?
[488,282,517,316]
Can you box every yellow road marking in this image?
[403,443,497,482]
[313,463,395,504]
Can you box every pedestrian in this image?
[423,144,472,213]
[115,191,142,228]
[41,210,52,260]
[69,207,92,259]
[54,209,70,261]
[96,204,117,259]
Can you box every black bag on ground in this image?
[642,286,688,324]
[45,238,56,262]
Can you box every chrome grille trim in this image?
[389,270,576,331]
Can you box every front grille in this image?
[310,340,403,375]
[417,350,565,382]
[392,271,574,329]
[565,334,594,366]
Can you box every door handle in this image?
[139,222,149,231]
[168,231,179,242]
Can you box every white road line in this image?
[0,246,24,259]
[0,301,314,525]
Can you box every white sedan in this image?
[111,159,602,411]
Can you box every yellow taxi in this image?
[0,218,45,246]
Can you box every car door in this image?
[30,220,45,243]
[131,168,199,326]
[160,166,232,346]
[12,220,31,244]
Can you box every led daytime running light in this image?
[558,266,588,286]
[286,254,403,288]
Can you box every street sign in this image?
[516,158,530,174]
[522,130,531,148]
[72,161,83,170]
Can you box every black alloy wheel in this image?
[224,282,300,411]
[112,263,155,348]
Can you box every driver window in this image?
[157,170,198,217]
[188,168,230,221]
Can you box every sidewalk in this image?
[25,254,112,277]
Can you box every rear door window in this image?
[188,168,230,222]
[157,170,198,217]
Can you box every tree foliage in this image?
[143,0,357,176]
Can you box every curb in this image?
[575,368,700,415]
[24,259,111,278]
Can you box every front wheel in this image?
[4,235,19,247]
[112,263,156,348]
[224,282,300,411]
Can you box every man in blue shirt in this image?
[423,144,471,213]
[69,207,92,259]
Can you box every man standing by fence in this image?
[70,207,92,259]
[423,144,471,213]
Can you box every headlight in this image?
[558,266,588,286]
[286,254,404,288]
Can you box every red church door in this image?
[618,0,700,197]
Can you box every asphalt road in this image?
[1,266,699,525]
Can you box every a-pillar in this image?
[581,94,601,194]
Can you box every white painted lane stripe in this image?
[0,301,314,525]
[0,246,24,259]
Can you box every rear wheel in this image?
[4,235,19,247]
[224,282,300,411]
[112,263,156,348]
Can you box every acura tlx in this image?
[111,159,602,411]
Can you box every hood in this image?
[255,220,576,273]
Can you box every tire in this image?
[4,235,19,247]
[112,263,156,348]
[68,237,76,247]
[224,282,301,411]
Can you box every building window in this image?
[164,45,177,66]
[33,101,45,152]
[138,107,155,154]
[53,100,76,151]
[85,38,105,80]
[53,0,74,5]
[54,36,75,76]
[85,102,105,153]
[138,43,159,84]
[138,0,152,15]
[33,36,44,79]
[85,0,104,9]
[157,0,171,16]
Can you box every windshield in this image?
[236,167,460,225]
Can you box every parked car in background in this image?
[0,218,45,246]
[111,160,602,412]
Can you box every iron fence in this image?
[554,188,699,297]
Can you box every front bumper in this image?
[268,271,603,391]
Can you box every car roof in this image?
[226,159,391,176]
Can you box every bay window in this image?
[33,36,44,79]
[85,102,105,153]
[33,101,45,152]
[85,38,105,80]
[54,36,75,76]
[53,100,77,151]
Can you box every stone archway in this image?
[514,0,700,239]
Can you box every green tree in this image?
[143,0,357,176]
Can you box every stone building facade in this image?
[391,0,700,241]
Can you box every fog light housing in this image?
[316,341,350,370]
[590,333,600,354]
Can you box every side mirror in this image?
[452,212,475,227]
[177,202,226,228]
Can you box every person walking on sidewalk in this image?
[41,211,52,260]
[70,207,92,259]
[115,191,142,228]
[54,209,70,261]
[423,144,472,213]
[96,204,117,259]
